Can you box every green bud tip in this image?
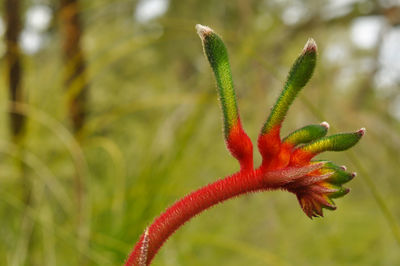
[320,121,330,129]
[302,38,317,55]
[358,127,366,136]
[196,24,213,40]
[338,166,357,179]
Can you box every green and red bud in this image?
[258,39,317,168]
[301,128,365,153]
[260,38,317,136]
[290,128,365,165]
[197,24,253,171]
[196,24,239,137]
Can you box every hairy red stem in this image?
[125,169,265,265]
[125,162,325,265]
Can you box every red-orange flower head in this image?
[262,123,365,218]
[254,39,365,218]
[197,25,365,218]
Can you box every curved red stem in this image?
[125,162,325,265]
[125,169,265,265]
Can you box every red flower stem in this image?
[124,162,324,265]
[125,169,265,266]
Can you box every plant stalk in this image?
[125,163,323,265]
[125,169,265,265]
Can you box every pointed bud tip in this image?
[357,128,366,136]
[302,38,317,54]
[320,121,330,129]
[351,172,357,178]
[196,24,213,40]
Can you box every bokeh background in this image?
[1,0,400,265]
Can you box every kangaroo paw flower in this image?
[125,26,365,265]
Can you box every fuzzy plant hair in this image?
[124,25,365,266]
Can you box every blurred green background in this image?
[1,0,400,265]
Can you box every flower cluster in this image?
[197,24,364,218]
[125,25,364,265]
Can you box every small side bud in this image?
[298,130,365,155]
[357,128,366,136]
[320,162,355,184]
[327,170,355,185]
[283,124,328,146]
[320,121,330,129]
[328,187,350,199]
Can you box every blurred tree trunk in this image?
[59,3,88,263]
[4,2,36,265]
[60,0,86,209]
[60,0,88,133]
[5,0,25,140]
